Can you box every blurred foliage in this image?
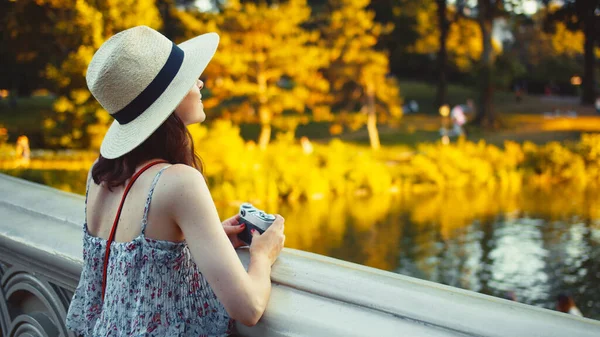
[0,0,62,95]
[314,0,402,149]
[315,0,402,119]
[520,6,596,95]
[493,53,527,89]
[371,0,432,78]
[508,9,593,93]
[397,138,525,192]
[0,125,14,159]
[5,128,600,205]
[375,0,598,97]
[1,0,598,147]
[2,0,405,150]
[408,3,490,72]
[376,0,501,83]
[178,0,330,148]
[177,0,402,149]
[522,134,600,188]
[40,0,162,149]
[188,120,392,202]
[0,168,88,194]
[545,22,585,57]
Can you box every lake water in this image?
[4,169,599,320]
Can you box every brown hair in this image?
[92,114,203,189]
[556,294,575,313]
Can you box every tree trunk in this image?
[257,70,271,149]
[581,8,596,105]
[436,0,449,109]
[258,114,272,150]
[157,0,176,40]
[474,0,495,128]
[366,85,381,150]
[258,103,271,150]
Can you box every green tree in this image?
[545,0,600,105]
[155,0,197,40]
[371,0,436,79]
[474,0,503,127]
[318,0,402,150]
[445,0,508,127]
[414,1,484,108]
[511,10,586,93]
[397,0,491,114]
[0,0,74,96]
[180,0,329,149]
[436,0,451,109]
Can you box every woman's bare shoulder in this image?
[161,163,205,185]
[158,164,208,202]
[158,164,216,228]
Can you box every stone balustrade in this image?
[1,173,599,337]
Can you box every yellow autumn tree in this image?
[319,0,402,150]
[410,3,492,72]
[541,20,600,64]
[42,0,161,149]
[178,0,329,149]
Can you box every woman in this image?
[65,26,285,336]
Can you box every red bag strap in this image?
[101,160,168,302]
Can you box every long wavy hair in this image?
[92,114,203,189]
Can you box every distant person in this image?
[450,104,467,137]
[595,97,600,114]
[504,291,517,302]
[514,84,523,103]
[402,100,419,114]
[15,135,30,166]
[556,294,583,317]
[15,135,30,158]
[409,100,419,113]
[65,26,285,336]
[465,99,475,113]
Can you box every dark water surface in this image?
[5,169,599,320]
[219,187,600,320]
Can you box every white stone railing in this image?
[1,172,599,337]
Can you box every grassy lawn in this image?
[398,80,597,116]
[336,112,600,148]
[2,81,599,149]
[331,80,600,147]
[400,80,512,114]
[0,96,54,147]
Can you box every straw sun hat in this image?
[86,26,219,159]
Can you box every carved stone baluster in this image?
[1,265,74,337]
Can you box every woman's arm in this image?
[160,164,284,326]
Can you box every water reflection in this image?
[244,187,599,320]
[488,219,550,304]
[4,169,599,320]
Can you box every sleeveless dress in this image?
[66,165,233,336]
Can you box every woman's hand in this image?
[222,214,246,248]
[249,215,285,265]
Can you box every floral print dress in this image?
[66,166,233,336]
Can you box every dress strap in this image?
[101,160,168,302]
[141,165,172,235]
[84,171,93,224]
